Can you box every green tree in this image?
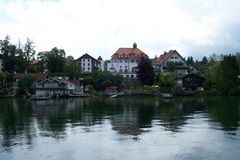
[137,57,155,85]
[18,75,36,94]
[47,47,66,73]
[64,56,81,79]
[91,71,123,91]
[23,38,35,62]
[187,56,194,65]
[37,47,66,73]
[201,56,208,64]
[0,36,27,73]
[157,73,176,88]
[218,54,239,94]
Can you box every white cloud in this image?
[1,0,240,60]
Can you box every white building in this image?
[35,77,80,97]
[75,53,104,73]
[107,43,149,78]
[154,50,196,76]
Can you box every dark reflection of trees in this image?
[110,98,155,138]
[0,96,240,150]
[204,96,240,134]
[153,97,206,132]
[0,99,35,150]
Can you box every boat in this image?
[68,94,90,97]
[30,95,53,100]
[110,94,118,98]
[161,93,173,98]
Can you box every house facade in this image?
[35,77,78,97]
[107,43,149,78]
[75,54,104,73]
[153,50,196,76]
[182,74,205,90]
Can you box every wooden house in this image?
[182,74,205,90]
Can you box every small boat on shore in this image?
[161,93,173,98]
[110,94,118,98]
[69,94,90,98]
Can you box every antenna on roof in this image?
[133,42,137,49]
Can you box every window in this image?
[88,63,90,66]
[126,75,129,78]
[88,67,90,70]
[88,59,90,62]
[171,57,174,59]
[131,59,135,63]
[131,75,134,78]
[120,60,122,63]
[83,63,85,66]
[83,67,85,70]
[125,66,127,68]
[125,60,127,63]
[120,66,122,68]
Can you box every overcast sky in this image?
[1,0,240,60]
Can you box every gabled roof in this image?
[156,50,186,64]
[76,53,97,61]
[97,56,103,60]
[38,77,75,85]
[112,48,148,59]
[182,73,205,80]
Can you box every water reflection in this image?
[0,96,239,150]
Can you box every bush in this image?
[172,85,184,96]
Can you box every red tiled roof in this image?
[112,48,148,59]
[156,50,179,64]
[15,73,48,82]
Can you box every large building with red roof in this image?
[107,43,149,78]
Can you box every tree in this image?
[37,47,66,73]
[218,54,239,94]
[18,75,36,94]
[137,57,155,85]
[64,56,81,79]
[201,56,208,64]
[186,56,194,65]
[156,73,176,88]
[23,38,35,62]
[47,47,66,73]
[0,36,27,73]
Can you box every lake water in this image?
[0,97,240,160]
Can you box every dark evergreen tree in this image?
[186,56,194,65]
[218,54,239,94]
[137,57,155,85]
[201,56,208,64]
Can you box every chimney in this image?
[133,42,137,49]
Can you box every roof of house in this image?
[76,53,97,61]
[155,50,185,64]
[38,77,75,85]
[97,56,103,60]
[111,48,148,59]
[182,73,205,80]
[15,73,48,82]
